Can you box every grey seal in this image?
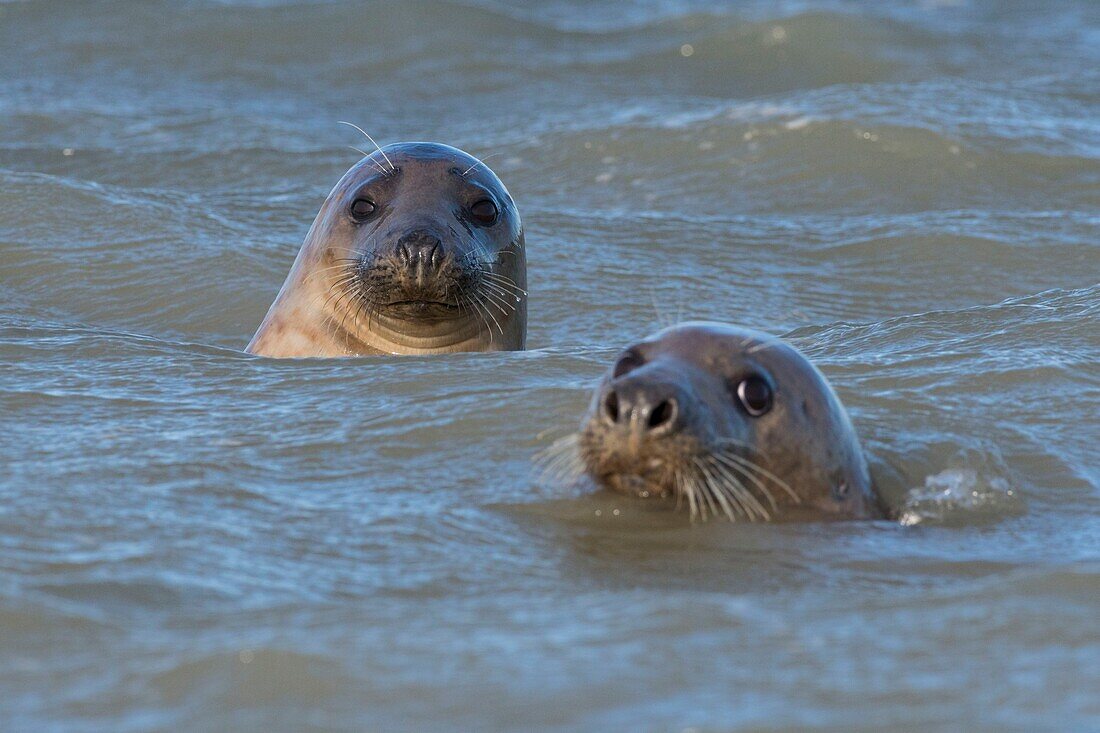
[562,322,883,521]
[247,141,525,357]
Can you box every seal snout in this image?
[600,379,682,438]
[581,373,691,500]
[395,230,445,282]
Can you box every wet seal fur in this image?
[247,142,526,357]
[544,322,883,521]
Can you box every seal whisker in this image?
[302,269,358,297]
[674,472,689,519]
[707,457,770,521]
[698,470,720,521]
[345,284,373,342]
[479,280,523,306]
[476,240,498,266]
[683,472,701,522]
[332,277,365,352]
[311,274,359,319]
[479,274,527,298]
[459,293,484,338]
[478,285,518,315]
[470,292,504,336]
[479,271,526,291]
[326,246,367,258]
[314,280,352,325]
[367,288,380,330]
[337,121,394,172]
[711,453,779,513]
[713,455,773,520]
[476,274,524,297]
[464,294,495,343]
[480,284,526,305]
[327,285,360,346]
[312,270,357,296]
[710,475,743,522]
[716,452,800,504]
[538,444,578,477]
[533,434,585,486]
[319,279,360,343]
[461,152,502,177]
[674,471,695,521]
[698,455,754,520]
[348,146,389,176]
[693,458,738,522]
[686,461,719,521]
[474,277,514,305]
[699,458,752,521]
[318,277,359,318]
[458,238,495,267]
[649,290,676,331]
[455,293,478,336]
[302,263,358,286]
[453,292,473,330]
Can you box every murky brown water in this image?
[1,0,1097,730]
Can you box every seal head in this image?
[577,322,882,520]
[247,142,526,357]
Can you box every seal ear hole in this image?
[349,198,377,222]
[612,351,644,379]
[470,199,499,226]
[736,375,773,417]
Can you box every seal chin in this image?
[603,472,673,500]
[380,299,462,319]
[580,417,691,502]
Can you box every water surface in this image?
[1,0,1098,730]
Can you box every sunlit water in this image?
[1,0,1098,730]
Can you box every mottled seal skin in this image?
[247,142,526,357]
[576,322,883,521]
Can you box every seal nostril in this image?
[648,399,675,430]
[395,232,444,269]
[397,243,412,265]
[603,391,620,423]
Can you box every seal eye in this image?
[350,198,377,222]
[612,350,644,379]
[470,199,498,226]
[736,375,773,417]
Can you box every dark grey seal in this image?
[546,322,883,521]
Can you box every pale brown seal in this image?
[247,141,526,357]
[545,322,883,521]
